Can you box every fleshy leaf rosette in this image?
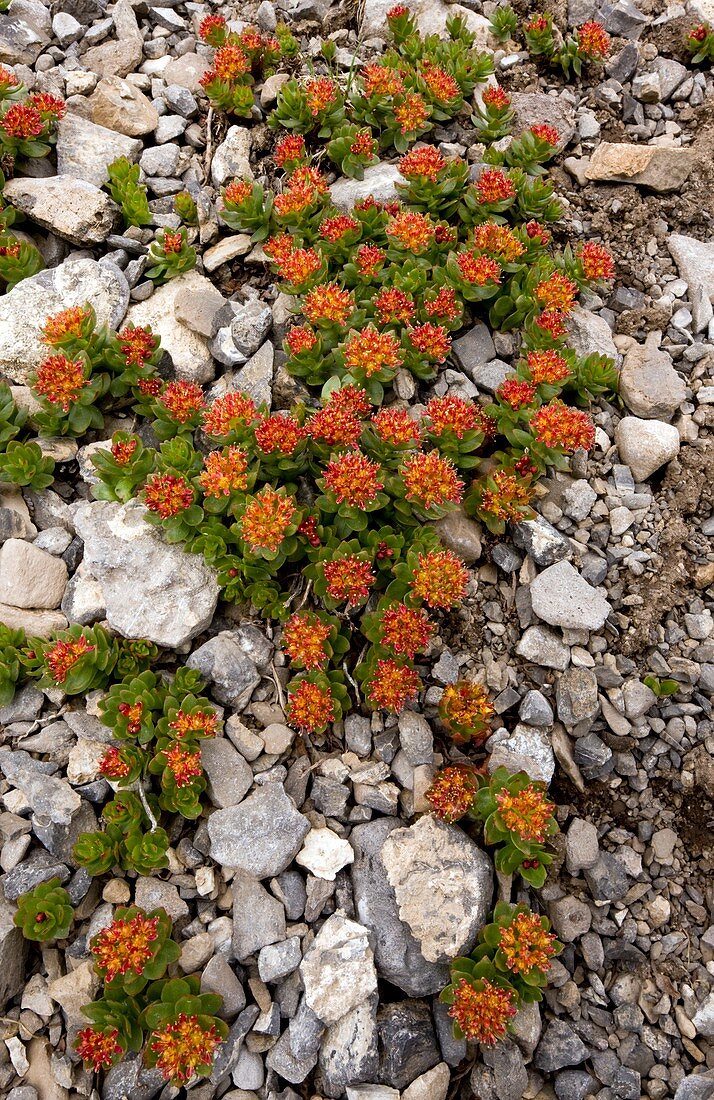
[14,877,73,942]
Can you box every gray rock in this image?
[511,92,575,148]
[201,737,253,808]
[562,481,597,522]
[555,1069,598,1100]
[3,175,119,246]
[126,271,216,383]
[0,539,67,609]
[468,358,512,394]
[301,912,378,1026]
[516,625,570,670]
[585,142,695,192]
[477,1039,528,1100]
[233,340,274,408]
[81,0,142,77]
[230,299,273,357]
[209,783,310,876]
[162,52,210,93]
[556,667,599,728]
[71,499,219,647]
[452,322,497,375]
[397,711,433,767]
[433,508,482,565]
[90,76,160,137]
[140,142,180,178]
[402,1063,450,1100]
[599,0,647,38]
[614,416,680,481]
[513,516,572,566]
[574,732,613,777]
[135,877,188,921]
[163,83,197,118]
[381,815,492,964]
[56,114,142,187]
[530,561,610,632]
[584,852,629,901]
[258,935,302,983]
[0,751,80,826]
[565,818,599,873]
[0,0,50,64]
[319,993,380,1098]
[266,1000,323,1083]
[200,954,245,1019]
[565,306,618,361]
[488,724,555,783]
[60,564,104,624]
[211,125,253,187]
[668,234,714,317]
[330,162,404,212]
[187,632,260,710]
[619,333,686,420]
[232,871,286,960]
[378,1000,440,1090]
[535,1020,589,1072]
[0,257,129,385]
[519,689,553,726]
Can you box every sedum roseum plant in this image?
[14,878,73,942]
[687,22,714,63]
[523,14,610,77]
[0,86,65,158]
[197,15,294,117]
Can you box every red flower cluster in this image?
[305,76,338,115]
[255,413,306,455]
[144,473,194,518]
[426,767,477,822]
[46,636,95,683]
[344,326,403,377]
[410,549,468,608]
[402,450,464,509]
[324,451,384,508]
[324,556,375,604]
[287,679,335,731]
[159,381,205,423]
[398,145,446,181]
[366,658,421,712]
[448,979,518,1044]
[0,103,43,138]
[380,603,433,658]
[92,911,160,982]
[34,355,87,411]
[476,169,515,204]
[202,391,257,437]
[282,612,331,670]
[165,746,203,787]
[578,20,610,58]
[150,1014,222,1086]
[530,400,595,451]
[240,487,296,552]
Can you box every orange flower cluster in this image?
[304,282,354,326]
[46,636,95,683]
[421,62,460,102]
[476,169,515,204]
[120,325,158,367]
[202,391,257,437]
[350,129,376,157]
[387,211,434,252]
[394,92,429,135]
[344,326,403,377]
[579,241,615,280]
[159,381,205,423]
[374,287,415,325]
[274,133,306,168]
[320,214,359,242]
[324,556,375,603]
[224,180,252,205]
[408,322,451,362]
[482,85,511,109]
[199,447,250,497]
[198,14,226,41]
[278,247,322,285]
[92,912,160,982]
[399,145,446,181]
[356,244,386,276]
[0,241,20,259]
[0,103,43,138]
[255,413,306,454]
[42,306,89,344]
[402,450,463,509]
[118,701,143,734]
[305,76,338,115]
[499,912,558,975]
[274,181,317,217]
[526,350,571,385]
[536,272,577,313]
[214,43,249,79]
[34,354,87,411]
[530,400,595,451]
[531,124,559,146]
[456,251,501,286]
[144,473,194,518]
[161,231,184,254]
[448,979,517,1044]
[578,20,610,57]
[0,66,20,91]
[282,612,331,669]
[285,324,317,356]
[441,680,494,733]
[472,223,525,263]
[410,549,468,608]
[165,745,203,787]
[308,402,362,448]
[426,395,480,439]
[498,379,537,409]
[426,767,477,822]
[324,451,384,507]
[380,603,433,658]
[76,1028,123,1073]
[287,679,335,731]
[150,1014,222,1086]
[371,407,421,445]
[479,470,533,521]
[425,286,461,321]
[362,63,404,98]
[366,658,420,712]
[240,487,296,552]
[99,747,131,780]
[535,308,567,339]
[496,783,555,842]
[169,709,218,739]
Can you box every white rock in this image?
[530,560,611,632]
[488,724,555,783]
[0,539,67,609]
[692,993,714,1038]
[403,1063,450,1100]
[56,114,142,187]
[297,828,355,881]
[614,416,680,481]
[330,162,405,213]
[2,175,119,246]
[381,814,492,964]
[566,305,618,361]
[301,912,378,1025]
[211,125,253,187]
[619,332,686,420]
[125,271,216,383]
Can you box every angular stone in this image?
[556,667,599,727]
[230,299,272,357]
[135,877,188,922]
[56,114,142,187]
[163,51,211,93]
[614,416,680,481]
[296,828,355,881]
[566,306,618,360]
[668,234,714,306]
[71,499,219,647]
[0,257,129,384]
[513,516,572,566]
[0,751,80,826]
[330,162,405,212]
[403,1063,450,1100]
[0,897,26,1005]
[208,783,310,876]
[187,632,260,710]
[488,724,555,783]
[530,561,611,632]
[126,271,217,383]
[233,340,274,408]
[511,92,575,148]
[516,625,570,670]
[0,539,67,609]
[201,737,253,808]
[381,815,492,964]
[301,912,378,1026]
[232,871,286,960]
[535,1020,589,1072]
[566,818,599,873]
[90,76,160,137]
[434,508,482,564]
[211,125,253,187]
[81,0,142,77]
[0,0,50,64]
[378,1000,440,1090]
[452,322,496,375]
[585,143,695,193]
[619,333,686,420]
[319,993,379,1099]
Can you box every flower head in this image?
[304,282,354,326]
[535,308,567,339]
[199,447,250,497]
[275,133,306,168]
[169,709,218,739]
[255,413,306,454]
[477,168,515,204]
[579,241,615,280]
[367,658,421,713]
[421,62,460,102]
[150,1014,222,1086]
[441,680,494,737]
[159,380,204,423]
[120,325,158,366]
[240,487,297,553]
[387,211,434,252]
[165,745,203,787]
[324,556,375,604]
[76,1028,123,1073]
[144,473,194,518]
[274,181,317,217]
[525,14,551,31]
[224,180,252,206]
[99,747,131,780]
[202,391,257,437]
[34,354,87,411]
[91,911,160,982]
[29,92,66,119]
[374,287,415,325]
[479,469,533,521]
[331,384,373,417]
[350,128,376,157]
[689,22,709,41]
[344,326,403,377]
[46,636,95,683]
[578,20,610,57]
[199,13,226,42]
[371,407,421,446]
[305,76,338,115]
[288,165,329,194]
[499,912,558,975]
[402,450,463,509]
[456,252,501,286]
[0,103,43,139]
[408,322,451,362]
[482,85,511,109]
[498,379,537,409]
[399,145,446,181]
[472,223,525,264]
[285,324,317,357]
[426,766,477,822]
[530,400,595,451]
[380,603,433,658]
[0,66,20,91]
[362,63,404,98]
[320,214,360,242]
[426,395,482,439]
[496,783,555,842]
[531,123,559,145]
[307,404,363,448]
[287,679,335,731]
[214,43,250,79]
[410,549,468,608]
[118,701,143,734]
[394,92,429,134]
[282,612,331,670]
[448,978,517,1044]
[161,230,184,254]
[356,244,386,277]
[425,287,462,321]
[324,451,384,508]
[277,247,322,286]
[42,306,90,345]
[536,272,577,313]
[525,350,571,385]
